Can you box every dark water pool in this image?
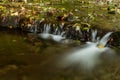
[0,30,120,80]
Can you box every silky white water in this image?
[38,23,65,42]
[60,31,114,70]
[38,23,52,39]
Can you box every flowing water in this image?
[37,26,115,70]
[91,29,97,42]
[38,23,52,39]
[60,30,115,70]
[38,23,66,42]
[0,29,118,80]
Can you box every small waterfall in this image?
[54,27,58,35]
[54,27,61,35]
[91,29,97,42]
[38,23,52,39]
[54,23,64,35]
[59,22,64,29]
[43,23,47,33]
[60,31,65,37]
[51,29,66,42]
[43,23,51,33]
[59,32,114,70]
[34,25,38,34]
[49,23,66,42]
[51,35,65,42]
[91,30,112,47]
[38,23,66,42]
[99,32,112,46]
